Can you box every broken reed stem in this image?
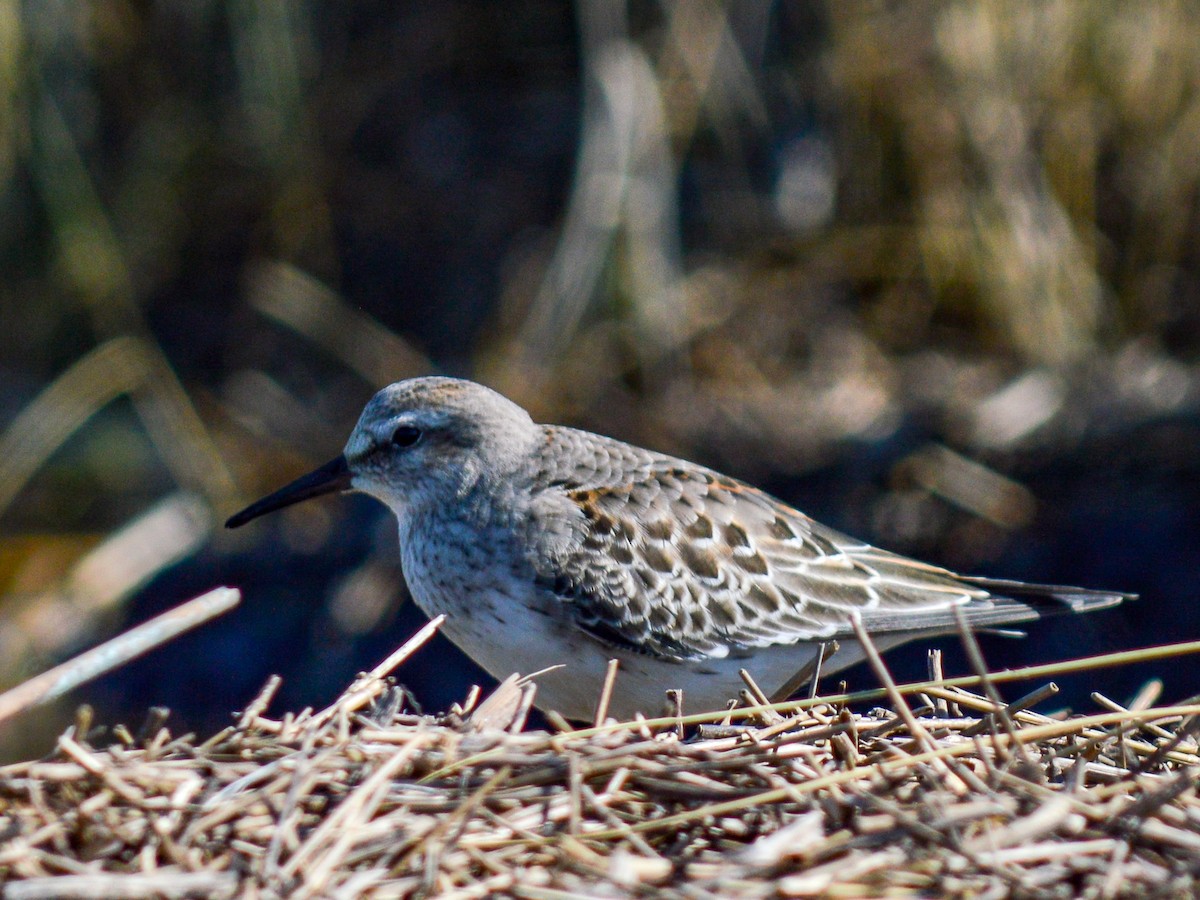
[580,703,1200,841]
[0,587,241,726]
[369,614,447,680]
[767,640,840,704]
[849,614,970,794]
[593,659,620,727]
[961,682,1059,737]
[952,605,1040,777]
[238,675,283,730]
[308,614,445,729]
[564,638,1200,740]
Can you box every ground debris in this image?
[2,668,1200,898]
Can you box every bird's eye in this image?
[391,425,422,448]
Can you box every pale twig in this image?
[563,638,1200,740]
[3,871,237,900]
[961,682,1060,738]
[0,587,241,726]
[850,614,971,795]
[308,614,444,729]
[953,605,1040,778]
[237,674,283,730]
[593,659,620,727]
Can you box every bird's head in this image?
[225,377,538,528]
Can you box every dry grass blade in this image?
[0,338,151,520]
[245,261,431,388]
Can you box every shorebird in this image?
[227,377,1131,721]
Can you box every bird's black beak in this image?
[225,455,353,528]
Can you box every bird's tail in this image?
[960,576,1134,614]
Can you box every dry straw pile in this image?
[2,603,1200,898]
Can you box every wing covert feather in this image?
[525,427,1004,661]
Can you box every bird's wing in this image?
[526,428,1126,662]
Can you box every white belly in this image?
[526,637,881,722]
[410,576,880,721]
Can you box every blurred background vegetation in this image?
[3,1,1200,758]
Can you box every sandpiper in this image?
[227,377,1132,721]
